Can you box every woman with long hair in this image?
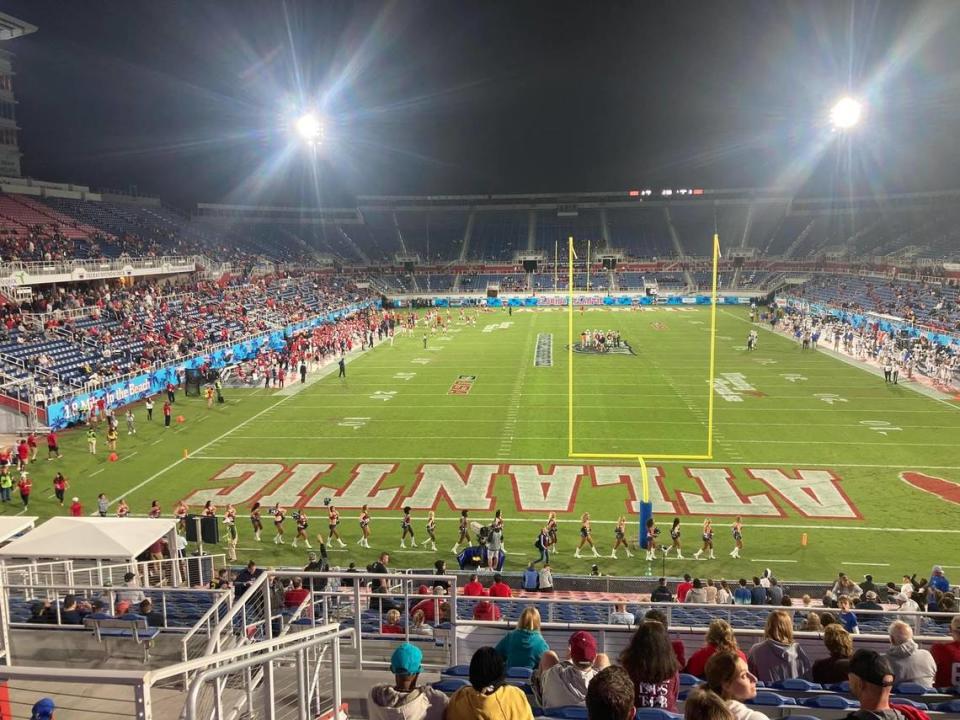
[667,517,683,559]
[693,518,715,560]
[424,510,437,551]
[492,509,506,553]
[575,512,600,559]
[494,606,550,670]
[810,624,854,684]
[610,516,633,559]
[619,620,680,710]
[400,505,417,548]
[327,505,345,547]
[446,646,533,720]
[451,510,471,553]
[703,651,767,720]
[174,499,188,532]
[250,501,263,542]
[223,504,238,561]
[683,687,735,720]
[546,511,559,553]
[645,517,660,561]
[747,610,811,683]
[730,516,743,559]
[272,504,286,544]
[684,619,746,677]
[293,510,311,549]
[358,504,371,548]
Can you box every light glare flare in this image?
[830,97,863,130]
[295,113,323,143]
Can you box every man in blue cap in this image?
[31,697,55,720]
[367,642,448,720]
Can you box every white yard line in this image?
[749,559,798,564]
[90,468,105,477]
[841,562,891,567]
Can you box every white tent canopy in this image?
[0,517,37,546]
[0,517,177,563]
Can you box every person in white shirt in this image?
[538,631,611,709]
[609,602,635,626]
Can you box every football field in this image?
[7,306,960,581]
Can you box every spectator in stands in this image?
[885,620,937,688]
[832,573,863,600]
[931,615,960,690]
[538,563,554,593]
[88,600,113,620]
[538,630,611,709]
[283,577,311,610]
[734,579,752,605]
[409,609,433,638]
[856,591,884,612]
[705,578,719,604]
[30,698,56,720]
[682,687,735,720]
[462,573,484,597]
[488,573,512,598]
[609,602,635,626]
[472,599,501,622]
[847,649,926,720]
[811,624,854,685]
[495,606,549,670]
[586,666,635,720]
[676,574,693,602]
[893,591,921,620]
[686,578,708,604]
[411,587,448,624]
[368,642,447,720]
[234,560,262,599]
[861,574,881,600]
[801,613,823,632]
[645,609,686,667]
[27,601,51,624]
[620,620,680,710]
[118,571,145,604]
[432,560,450,592]
[717,580,732,605]
[446,646,533,720]
[522,562,539,591]
[767,579,784,606]
[650,577,674,603]
[57,595,84,625]
[703,651,766,720]
[750,577,767,606]
[747,611,811,683]
[139,599,164,627]
[684,619,746,678]
[837,595,860,634]
[382,609,404,635]
[929,565,950,593]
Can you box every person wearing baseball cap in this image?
[368,642,448,720]
[847,649,930,720]
[30,698,55,720]
[538,630,611,709]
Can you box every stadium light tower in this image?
[829,96,863,130]
[294,112,324,145]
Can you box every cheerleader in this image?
[202,500,217,518]
[400,506,417,548]
[693,518,715,560]
[250,502,263,542]
[666,518,683,559]
[451,510,471,553]
[294,510,311,549]
[492,509,506,553]
[272,504,286,544]
[357,504,371,548]
[730,516,743,558]
[546,512,559,554]
[173,500,188,532]
[610,516,633,558]
[116,499,130,518]
[425,511,438,551]
[148,500,162,519]
[327,505,345,547]
[575,512,600,558]
[223,504,238,560]
[644,517,660,561]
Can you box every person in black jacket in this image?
[234,560,262,599]
[650,578,674,603]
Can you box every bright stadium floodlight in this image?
[294,113,323,144]
[830,96,863,130]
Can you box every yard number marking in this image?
[815,393,848,405]
[338,417,371,430]
[860,420,903,436]
[370,391,397,401]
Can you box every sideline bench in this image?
[84,617,160,662]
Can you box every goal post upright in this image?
[567,233,723,549]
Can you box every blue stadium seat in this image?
[634,709,682,720]
[893,682,935,696]
[801,695,859,709]
[544,706,587,719]
[826,681,851,693]
[678,673,700,687]
[441,664,470,677]
[771,678,823,692]
[748,691,796,706]
[933,700,960,712]
[890,698,928,710]
[506,667,533,679]
[431,678,469,693]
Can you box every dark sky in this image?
[4,0,960,208]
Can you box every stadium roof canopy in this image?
[0,11,37,41]
[0,516,37,546]
[0,517,177,563]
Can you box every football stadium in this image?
[0,2,957,719]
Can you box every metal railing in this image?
[0,255,199,281]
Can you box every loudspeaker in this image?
[602,258,617,270]
[522,259,537,273]
[185,515,220,544]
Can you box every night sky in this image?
[3,0,960,208]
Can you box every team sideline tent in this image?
[0,517,180,584]
[0,517,37,547]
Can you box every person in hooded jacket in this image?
[445,646,533,720]
[368,643,447,720]
[747,611,812,683]
[537,630,610,709]
[884,621,937,688]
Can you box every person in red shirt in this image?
[676,574,694,603]
[69,497,83,517]
[17,472,32,510]
[382,609,403,634]
[473,599,502,621]
[931,615,960,689]
[684,619,747,678]
[462,574,485,596]
[52,472,68,507]
[488,573,513,598]
[47,431,62,460]
[27,433,38,462]
[283,577,312,614]
[16,439,29,471]
[163,400,172,428]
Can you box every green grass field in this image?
[6,306,960,581]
